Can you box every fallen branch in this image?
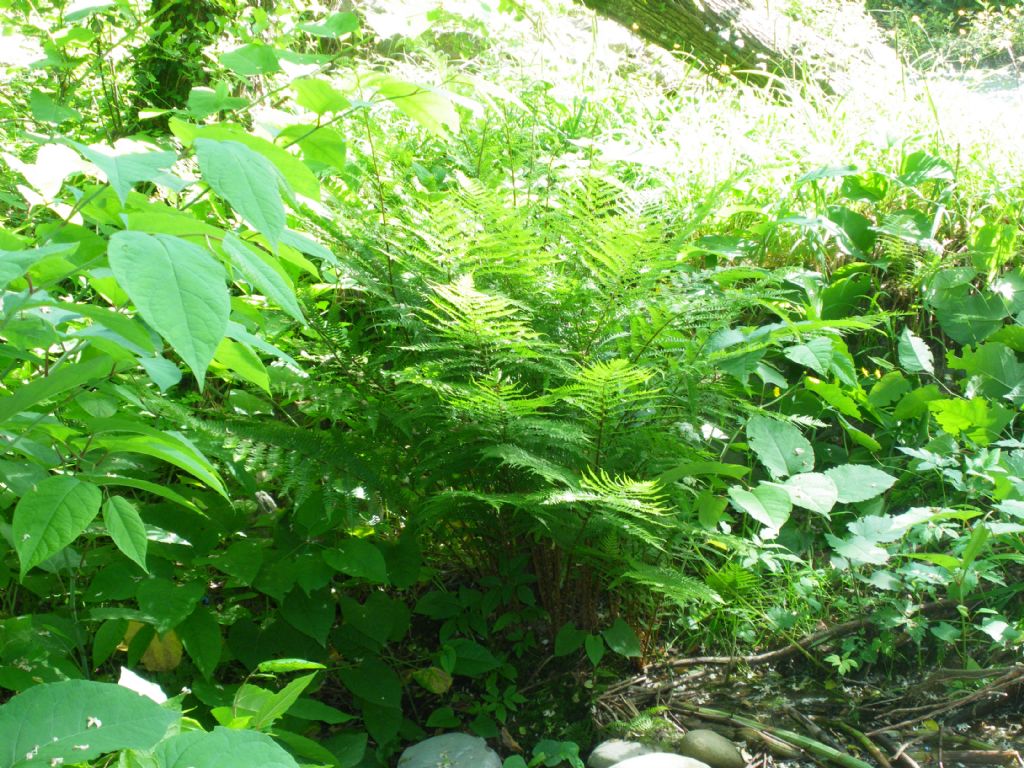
[833,721,892,768]
[866,664,1024,735]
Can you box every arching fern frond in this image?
[620,560,722,607]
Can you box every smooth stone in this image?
[677,729,745,768]
[397,733,501,768]
[588,740,657,768]
[608,754,712,768]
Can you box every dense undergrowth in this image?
[0,0,1023,766]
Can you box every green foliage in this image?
[1,0,1023,764]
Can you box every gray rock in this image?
[677,729,745,768]
[397,733,501,768]
[608,754,712,768]
[588,740,657,768]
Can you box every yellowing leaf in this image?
[142,631,183,672]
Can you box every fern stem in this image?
[362,107,397,300]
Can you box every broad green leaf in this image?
[138,355,182,391]
[659,460,749,484]
[948,342,1024,405]
[898,150,954,186]
[782,472,838,516]
[73,139,178,204]
[250,673,316,730]
[81,474,203,514]
[219,43,281,76]
[223,231,303,322]
[172,122,318,200]
[155,727,299,768]
[108,231,229,387]
[13,476,102,577]
[783,337,834,376]
[365,73,460,136]
[186,82,248,119]
[102,496,148,572]
[934,289,1007,346]
[842,420,882,452]
[29,88,80,123]
[0,354,111,426]
[298,11,359,37]
[194,139,286,244]
[213,539,264,585]
[136,579,205,634]
[87,429,228,498]
[804,378,861,418]
[898,327,934,374]
[125,208,223,239]
[826,532,890,566]
[584,634,605,667]
[960,523,990,569]
[291,78,350,115]
[602,618,642,658]
[0,460,46,496]
[894,384,943,419]
[338,658,401,709]
[0,680,178,768]
[868,371,911,408]
[279,229,337,266]
[324,732,367,768]
[728,483,792,532]
[449,638,501,677]
[279,124,347,170]
[227,320,301,371]
[256,659,326,674]
[824,464,897,503]
[61,302,157,354]
[212,337,271,394]
[0,242,78,288]
[179,607,222,681]
[362,701,401,745]
[287,698,353,725]
[322,539,388,583]
[971,223,1018,277]
[270,729,344,767]
[338,593,404,649]
[745,415,814,479]
[280,587,334,645]
[928,397,1012,445]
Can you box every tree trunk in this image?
[578,0,890,92]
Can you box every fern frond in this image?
[705,563,759,598]
[562,358,657,421]
[483,444,577,487]
[622,560,722,607]
[422,275,545,361]
[542,469,672,549]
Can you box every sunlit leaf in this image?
[745,415,814,480]
[194,139,286,245]
[108,232,228,388]
[13,476,102,577]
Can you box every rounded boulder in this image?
[397,733,501,768]
[607,753,712,768]
[677,729,745,768]
[588,739,657,768]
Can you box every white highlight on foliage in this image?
[118,667,168,703]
